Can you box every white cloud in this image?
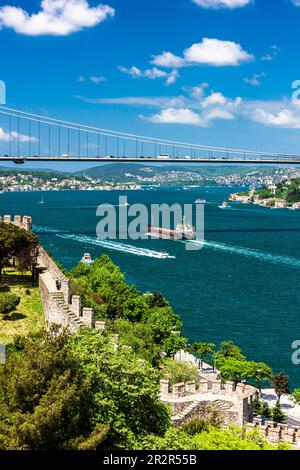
[118,65,179,85]
[249,107,300,129]
[0,127,37,143]
[244,72,265,86]
[90,75,106,84]
[78,80,300,130]
[79,75,106,84]
[76,95,186,108]
[151,51,184,68]
[0,0,114,36]
[193,0,252,8]
[184,38,254,66]
[146,108,203,125]
[144,105,235,127]
[261,44,280,62]
[201,91,228,108]
[151,38,254,70]
[142,86,239,126]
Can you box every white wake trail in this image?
[187,239,300,268]
[56,233,175,259]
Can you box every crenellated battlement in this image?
[0,214,32,232]
[160,379,256,427]
[247,418,300,449]
[37,246,105,334]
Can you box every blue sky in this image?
[1,0,300,170]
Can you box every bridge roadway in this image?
[2,156,300,164]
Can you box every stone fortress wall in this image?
[0,214,32,232]
[3,215,300,448]
[246,418,300,449]
[160,379,256,427]
[37,246,106,334]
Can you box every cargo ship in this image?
[148,217,195,240]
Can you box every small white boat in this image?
[195,199,207,204]
[81,253,93,265]
[39,194,45,205]
[218,201,231,209]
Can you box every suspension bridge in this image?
[0,106,300,165]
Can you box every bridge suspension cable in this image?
[0,105,300,163]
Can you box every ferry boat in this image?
[80,253,93,265]
[218,201,231,209]
[148,217,195,240]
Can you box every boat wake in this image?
[33,225,66,234]
[187,239,300,268]
[56,233,175,259]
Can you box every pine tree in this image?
[252,395,262,415]
[261,401,271,419]
[272,402,287,424]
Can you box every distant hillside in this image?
[76,163,271,181]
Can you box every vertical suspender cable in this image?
[9,115,12,157]
[17,113,20,157]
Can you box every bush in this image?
[162,359,200,386]
[0,293,20,315]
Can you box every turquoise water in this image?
[1,187,300,387]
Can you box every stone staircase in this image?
[51,292,84,330]
[172,398,234,426]
[172,400,202,425]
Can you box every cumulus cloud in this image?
[244,72,265,86]
[79,75,106,84]
[0,127,37,143]
[261,45,280,62]
[0,0,115,36]
[248,104,300,128]
[90,75,106,84]
[118,65,179,85]
[77,79,300,130]
[152,38,254,69]
[141,85,240,126]
[151,52,185,68]
[146,108,203,125]
[193,0,252,8]
[144,106,234,127]
[75,95,187,108]
[183,38,254,66]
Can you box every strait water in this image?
[1,187,300,387]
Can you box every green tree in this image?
[0,222,38,282]
[252,395,262,415]
[162,358,200,386]
[292,388,300,405]
[112,318,160,365]
[213,340,246,369]
[69,328,171,449]
[272,402,287,424]
[271,373,290,403]
[0,292,20,316]
[218,357,253,390]
[261,402,271,420]
[0,328,108,450]
[190,342,215,369]
[193,425,290,450]
[249,362,273,395]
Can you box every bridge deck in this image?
[2,156,300,164]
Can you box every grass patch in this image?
[0,271,44,344]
